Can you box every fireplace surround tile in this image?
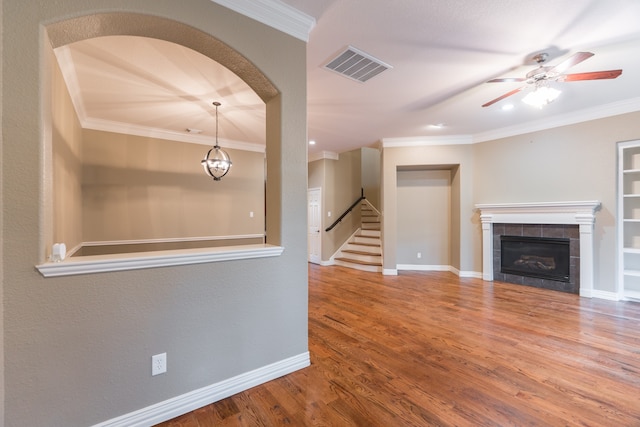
[522,224,542,237]
[476,201,600,298]
[493,223,580,294]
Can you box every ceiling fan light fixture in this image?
[522,86,561,108]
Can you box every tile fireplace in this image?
[476,201,600,298]
[495,225,578,293]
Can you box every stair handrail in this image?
[325,188,365,232]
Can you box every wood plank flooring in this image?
[156,264,640,426]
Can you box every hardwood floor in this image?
[156,264,640,426]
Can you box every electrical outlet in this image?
[417,252,422,259]
[152,353,167,376]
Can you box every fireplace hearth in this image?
[501,235,570,282]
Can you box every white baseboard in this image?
[397,264,450,272]
[93,352,310,427]
[455,269,483,279]
[589,289,620,301]
[396,264,482,279]
[383,268,398,276]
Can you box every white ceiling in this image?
[55,0,640,157]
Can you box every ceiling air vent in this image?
[324,46,392,83]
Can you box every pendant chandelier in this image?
[201,101,232,181]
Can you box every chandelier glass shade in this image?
[201,101,232,181]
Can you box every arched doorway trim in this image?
[46,12,278,102]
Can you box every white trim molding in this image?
[474,97,640,143]
[37,244,284,277]
[397,264,482,279]
[81,234,265,248]
[475,201,601,298]
[381,98,640,149]
[308,150,339,162]
[92,352,310,427]
[382,135,473,148]
[210,0,316,42]
[82,118,266,153]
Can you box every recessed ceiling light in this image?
[429,123,445,129]
[501,104,514,111]
[309,140,316,145]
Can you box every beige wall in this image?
[81,129,265,243]
[396,169,451,266]
[51,52,84,251]
[308,157,324,189]
[383,144,476,273]
[361,146,381,209]
[309,149,363,261]
[2,3,307,427]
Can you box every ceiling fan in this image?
[482,51,622,107]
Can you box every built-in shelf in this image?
[617,139,640,301]
[625,290,640,301]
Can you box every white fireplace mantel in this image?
[475,201,601,298]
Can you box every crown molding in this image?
[308,150,339,162]
[382,135,473,148]
[210,0,316,42]
[82,118,265,153]
[382,97,640,148]
[473,97,640,143]
[54,46,89,124]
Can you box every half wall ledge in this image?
[36,244,284,277]
[475,201,601,298]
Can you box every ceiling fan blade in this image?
[560,69,622,81]
[548,51,594,75]
[482,87,524,107]
[487,77,527,83]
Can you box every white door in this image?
[308,188,322,264]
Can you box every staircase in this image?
[334,201,382,272]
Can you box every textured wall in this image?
[2,2,308,426]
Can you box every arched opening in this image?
[39,13,283,275]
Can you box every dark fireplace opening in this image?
[500,235,570,282]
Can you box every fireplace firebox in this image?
[500,235,570,282]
